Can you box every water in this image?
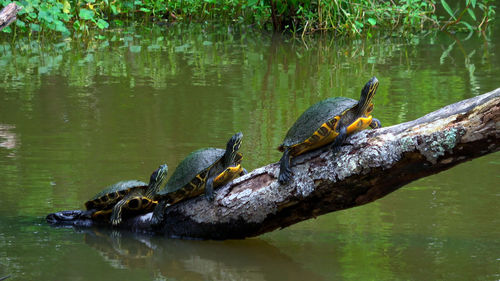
[0,24,499,280]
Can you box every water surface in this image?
[0,24,499,280]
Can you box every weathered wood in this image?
[0,3,21,32]
[47,88,500,239]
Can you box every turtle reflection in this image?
[82,229,325,281]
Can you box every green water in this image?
[0,24,499,280]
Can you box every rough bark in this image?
[0,3,21,32]
[47,88,500,239]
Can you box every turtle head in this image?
[147,164,168,196]
[225,132,243,165]
[358,76,379,116]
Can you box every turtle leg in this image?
[92,209,112,221]
[110,199,127,226]
[125,196,142,210]
[205,177,215,201]
[330,125,347,154]
[278,148,292,184]
[151,200,167,226]
[240,168,248,175]
[370,118,381,129]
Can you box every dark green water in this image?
[0,24,499,280]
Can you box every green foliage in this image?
[0,0,496,37]
[441,0,496,32]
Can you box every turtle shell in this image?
[84,180,148,210]
[281,97,357,147]
[156,148,225,196]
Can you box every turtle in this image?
[151,132,244,224]
[278,76,382,184]
[85,164,168,225]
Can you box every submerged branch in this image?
[47,88,500,239]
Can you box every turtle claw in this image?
[205,178,215,201]
[330,125,347,156]
[278,148,292,184]
[331,145,341,154]
[278,169,291,184]
[111,218,121,226]
[205,191,215,202]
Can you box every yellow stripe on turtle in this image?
[92,209,112,221]
[91,197,159,222]
[288,116,341,157]
[288,115,373,157]
[346,115,373,134]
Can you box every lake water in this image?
[0,23,499,280]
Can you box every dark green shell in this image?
[282,97,357,147]
[156,148,224,196]
[85,180,147,210]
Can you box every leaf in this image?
[459,21,474,31]
[441,0,456,20]
[84,54,94,63]
[367,18,376,26]
[467,8,476,21]
[129,45,141,53]
[110,4,118,15]
[63,0,71,14]
[38,66,49,74]
[31,23,41,32]
[16,20,26,28]
[439,41,455,65]
[139,7,151,13]
[38,10,53,23]
[79,8,94,20]
[147,44,161,51]
[96,19,109,29]
[99,40,109,48]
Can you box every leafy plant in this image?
[0,0,496,37]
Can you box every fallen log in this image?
[0,3,21,32]
[47,88,500,239]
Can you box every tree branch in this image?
[47,88,500,239]
[0,3,21,32]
